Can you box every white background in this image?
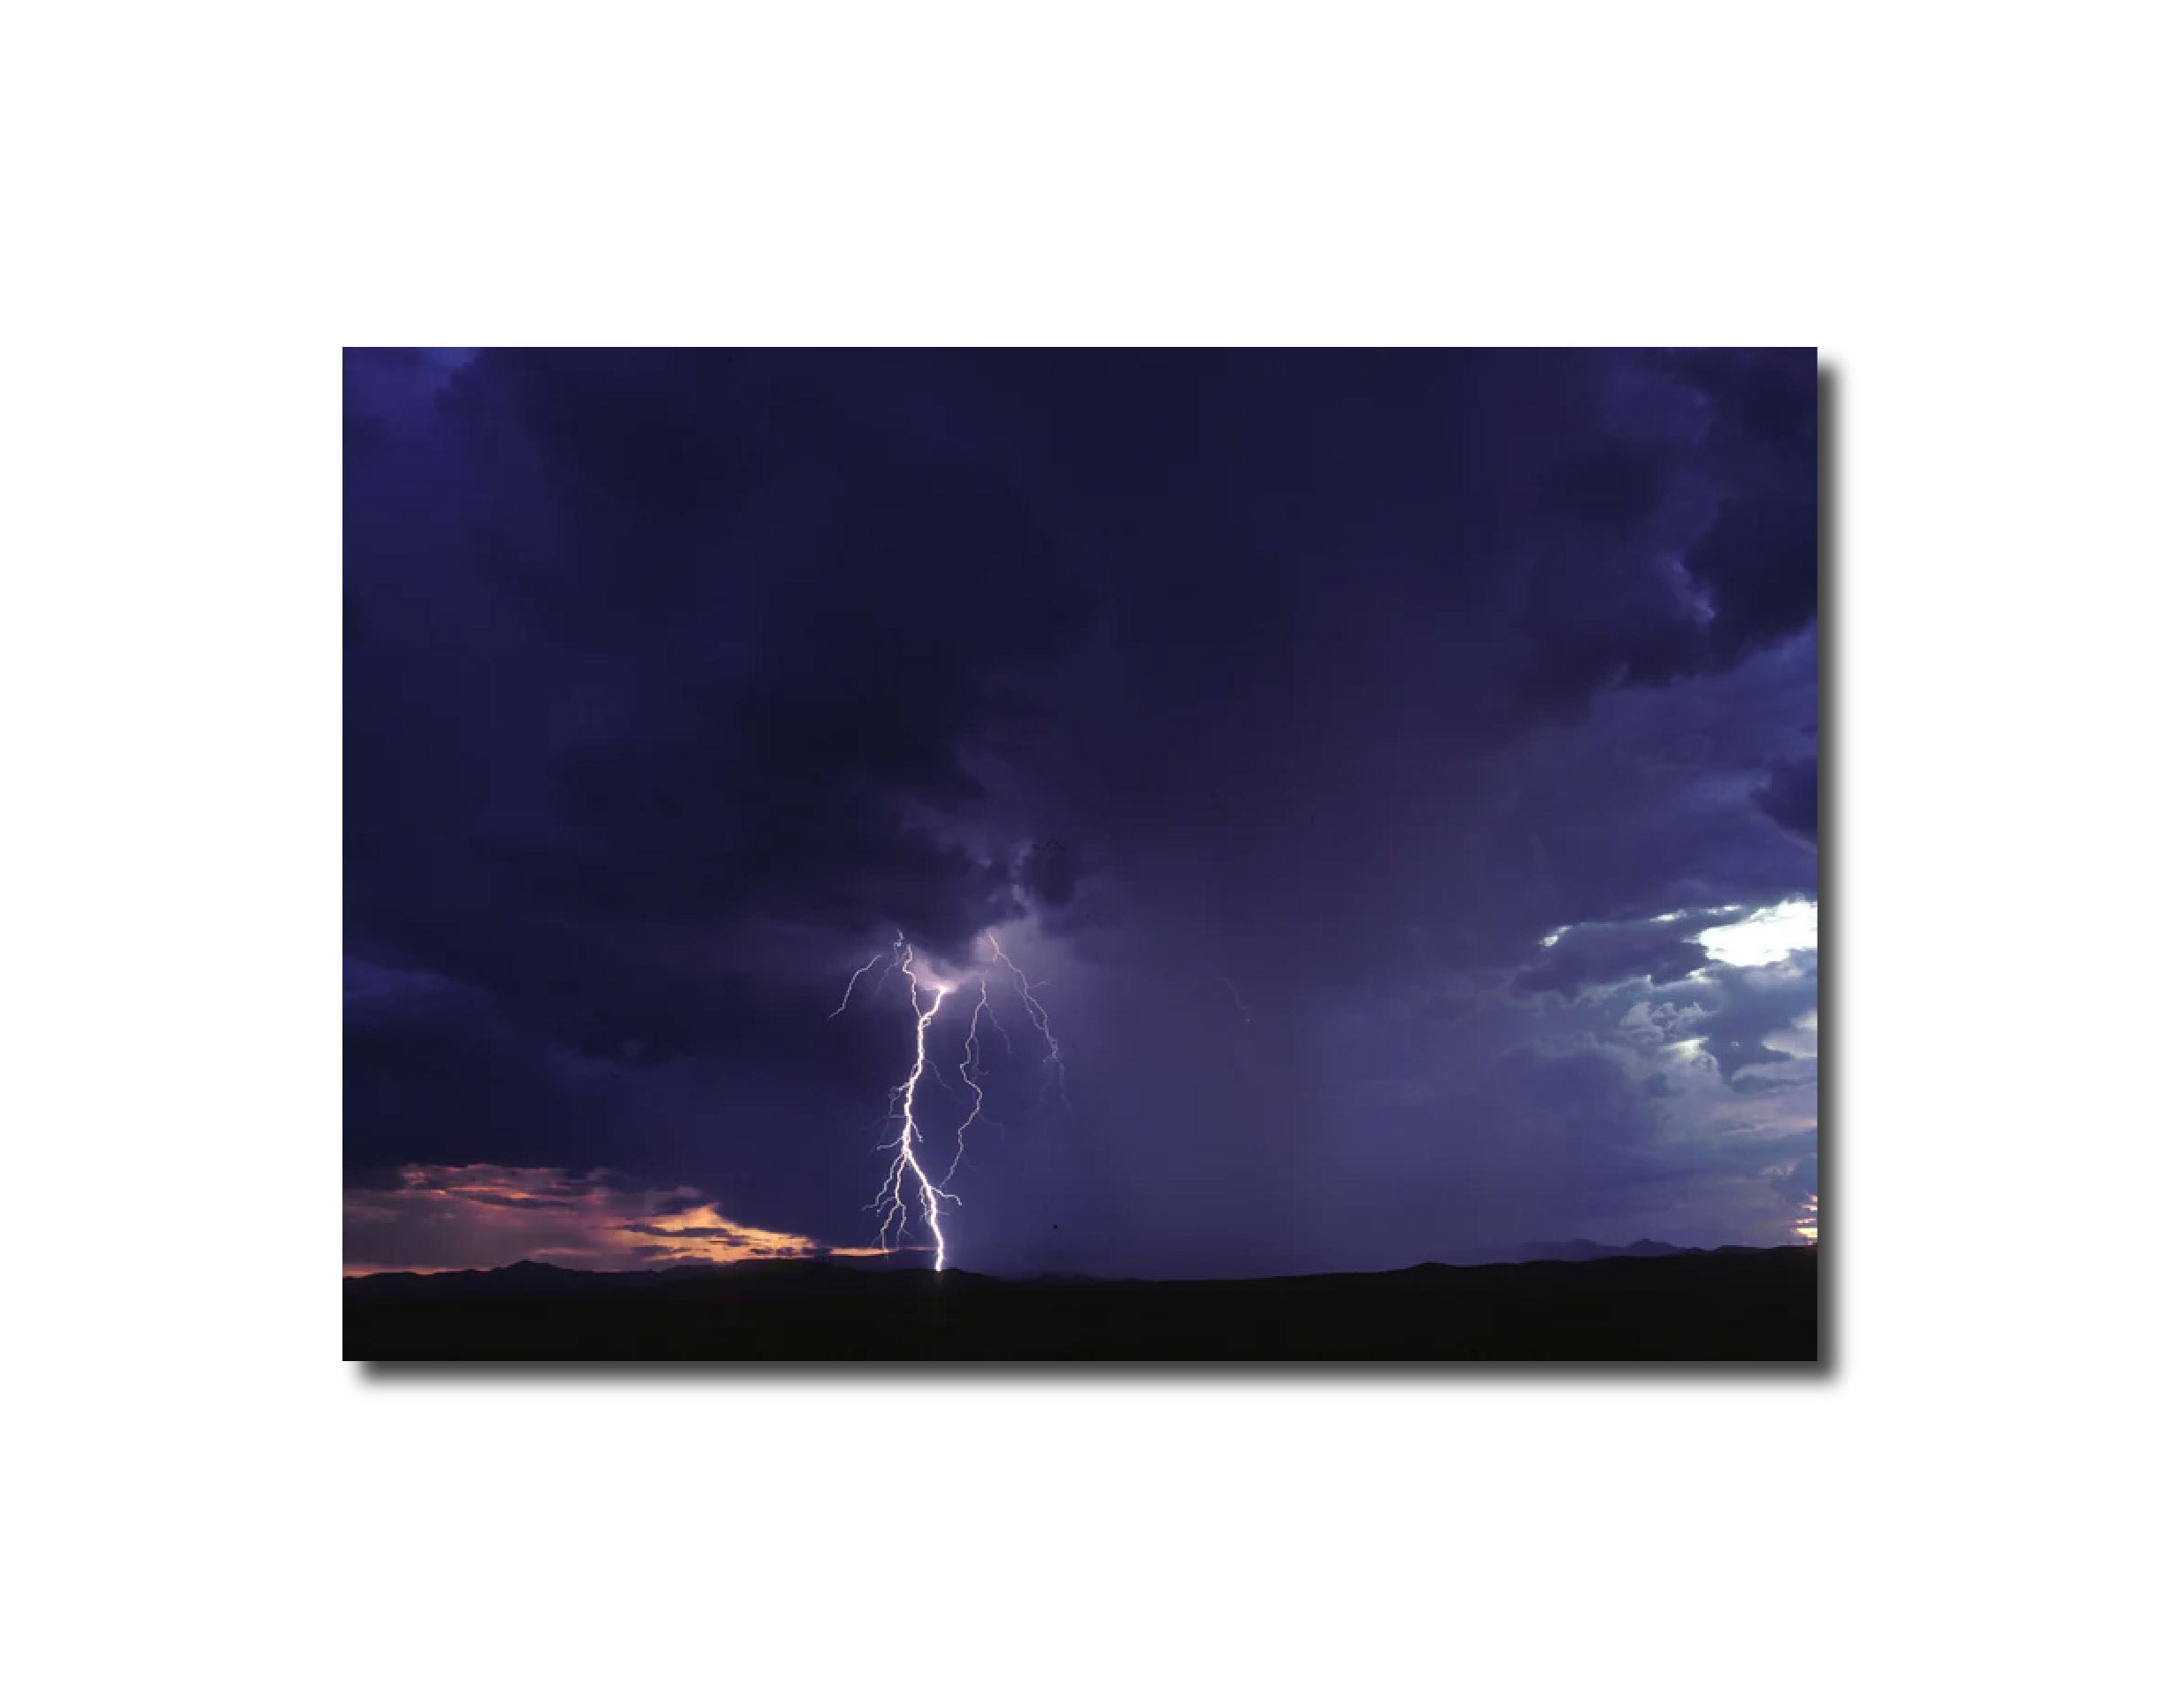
[4,4,2153,1704]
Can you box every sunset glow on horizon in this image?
[342,1163,888,1275]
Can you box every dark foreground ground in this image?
[347,1245,1817,1362]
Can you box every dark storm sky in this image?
[344,348,1818,1278]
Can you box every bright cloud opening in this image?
[1696,897,1817,967]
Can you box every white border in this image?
[6,5,2149,1703]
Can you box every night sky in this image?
[344,348,1818,1280]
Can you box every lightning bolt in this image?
[828,950,886,1019]
[942,978,995,1188]
[987,929,1067,1105]
[833,927,1072,1270]
[869,938,957,1270]
[979,981,1014,1055]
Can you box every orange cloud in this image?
[342,1164,848,1275]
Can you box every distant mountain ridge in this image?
[345,1241,1802,1296]
[1518,1238,1694,1263]
[345,1256,910,1298]
[1434,1237,1808,1266]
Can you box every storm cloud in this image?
[345,348,1818,1275]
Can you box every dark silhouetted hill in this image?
[346,1245,1817,1361]
[1445,1237,1711,1265]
